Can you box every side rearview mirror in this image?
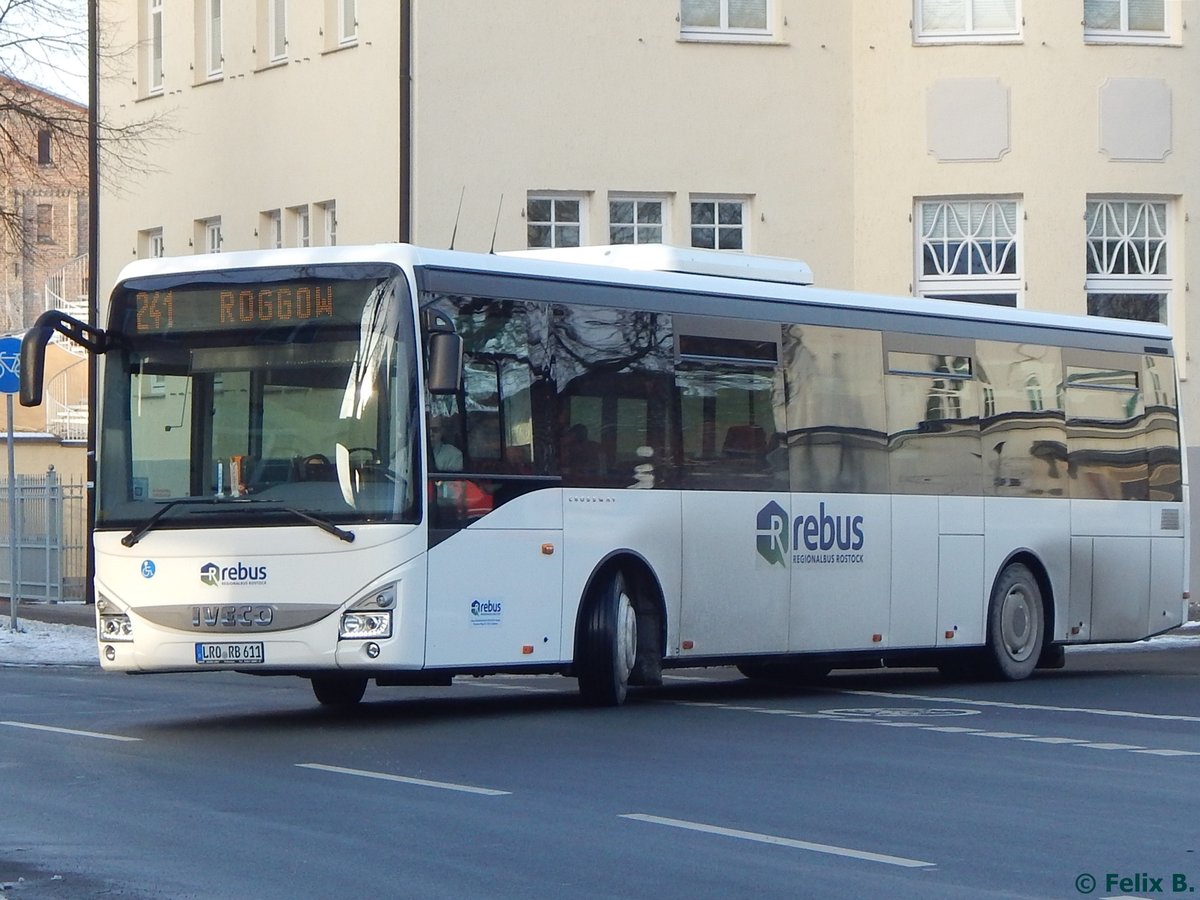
[19,325,54,407]
[427,331,463,395]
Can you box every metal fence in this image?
[0,468,87,603]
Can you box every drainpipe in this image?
[85,0,98,604]
[399,0,412,243]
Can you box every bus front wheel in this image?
[984,563,1044,681]
[576,569,637,707]
[311,674,368,706]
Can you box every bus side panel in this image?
[1071,499,1153,642]
[1150,532,1186,634]
[560,490,682,661]
[986,497,1072,642]
[936,497,985,647]
[890,496,938,648]
[790,494,891,652]
[679,492,789,655]
[424,490,563,667]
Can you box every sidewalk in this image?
[1,599,94,627]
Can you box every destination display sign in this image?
[122,278,386,335]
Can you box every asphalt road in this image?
[2,648,1199,900]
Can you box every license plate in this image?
[194,642,264,665]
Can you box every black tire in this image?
[984,562,1045,681]
[576,569,638,706]
[311,675,368,706]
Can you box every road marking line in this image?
[620,813,936,869]
[1021,736,1085,744]
[1,721,141,742]
[673,703,1199,758]
[924,726,983,734]
[297,763,510,796]
[1133,749,1200,757]
[834,689,1200,724]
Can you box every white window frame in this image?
[269,0,287,62]
[608,196,666,245]
[140,227,165,258]
[1084,0,1172,45]
[527,194,586,249]
[287,205,310,248]
[259,210,282,249]
[316,200,337,246]
[204,218,223,254]
[689,196,748,252]
[207,0,223,78]
[913,0,1022,44]
[915,197,1022,307]
[680,0,772,41]
[1085,197,1172,325]
[340,0,357,45]
[148,0,164,94]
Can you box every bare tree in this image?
[0,0,89,252]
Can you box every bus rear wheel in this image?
[576,569,637,707]
[984,563,1044,681]
[311,674,368,706]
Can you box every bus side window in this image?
[884,340,982,496]
[782,324,887,494]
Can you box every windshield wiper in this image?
[261,505,356,543]
[121,498,356,547]
[121,498,220,547]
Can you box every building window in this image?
[609,198,664,245]
[139,227,165,258]
[207,0,223,77]
[680,0,770,37]
[690,198,745,251]
[914,0,1021,43]
[261,209,282,249]
[36,204,53,243]
[319,200,337,246]
[340,0,357,44]
[527,195,583,248]
[37,129,52,166]
[147,0,164,93]
[270,0,287,61]
[200,218,222,253]
[1084,0,1168,42]
[916,198,1021,306]
[1086,198,1170,324]
[287,205,310,247]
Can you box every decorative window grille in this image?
[1085,198,1170,324]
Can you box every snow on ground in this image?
[0,616,1197,668]
[0,618,99,667]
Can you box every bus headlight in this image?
[99,614,133,642]
[339,611,392,639]
[339,585,396,639]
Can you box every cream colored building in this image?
[99,0,1200,566]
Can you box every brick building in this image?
[0,75,89,335]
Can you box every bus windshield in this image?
[96,267,419,532]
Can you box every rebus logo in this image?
[756,501,866,567]
[199,561,268,587]
[756,501,789,567]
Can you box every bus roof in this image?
[503,244,815,286]
[112,243,1173,347]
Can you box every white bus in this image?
[20,243,1188,705]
